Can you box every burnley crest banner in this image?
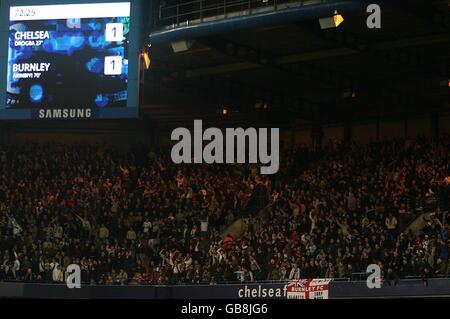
[287,279,333,299]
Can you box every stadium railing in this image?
[158,0,333,27]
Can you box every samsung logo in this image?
[39,109,92,119]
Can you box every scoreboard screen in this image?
[1,1,140,120]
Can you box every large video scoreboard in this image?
[0,0,141,120]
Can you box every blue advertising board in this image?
[1,279,450,299]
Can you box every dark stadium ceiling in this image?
[141,0,450,127]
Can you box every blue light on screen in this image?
[29,84,44,103]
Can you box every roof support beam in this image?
[299,20,448,77]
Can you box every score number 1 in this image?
[105,23,124,42]
[104,56,123,75]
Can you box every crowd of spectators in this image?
[0,135,449,285]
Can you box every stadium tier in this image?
[0,137,449,286]
[0,0,449,304]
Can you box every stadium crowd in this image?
[0,136,449,285]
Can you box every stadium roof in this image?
[142,0,449,127]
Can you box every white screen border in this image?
[10,2,131,21]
